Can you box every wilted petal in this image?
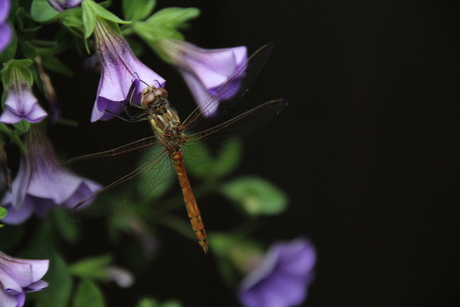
[91,18,165,122]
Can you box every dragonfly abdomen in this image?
[171,150,209,253]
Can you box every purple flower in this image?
[0,62,47,124]
[156,39,247,116]
[91,18,165,122]
[47,0,82,12]
[0,0,12,53]
[238,238,317,307]
[0,127,101,225]
[0,251,49,307]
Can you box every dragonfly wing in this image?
[62,136,160,185]
[183,98,289,169]
[67,150,174,222]
[182,43,275,131]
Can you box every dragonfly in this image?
[64,43,288,253]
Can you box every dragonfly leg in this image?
[105,109,148,123]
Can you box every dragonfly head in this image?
[140,86,169,108]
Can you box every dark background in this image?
[50,1,460,306]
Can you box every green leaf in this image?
[0,224,24,250]
[12,120,31,134]
[72,279,106,307]
[0,30,17,63]
[41,55,73,77]
[132,7,199,48]
[60,9,85,37]
[145,7,199,28]
[52,209,79,243]
[0,207,7,219]
[81,0,97,38]
[123,0,156,21]
[69,255,112,280]
[136,298,158,307]
[0,123,25,153]
[135,298,183,307]
[220,176,288,215]
[34,252,73,307]
[132,21,183,46]
[186,139,242,179]
[21,41,39,60]
[82,0,130,38]
[1,59,34,87]
[31,0,59,22]
[161,301,183,307]
[207,233,262,285]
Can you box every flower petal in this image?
[0,200,35,225]
[92,20,165,122]
[62,180,101,209]
[0,269,23,295]
[0,23,12,53]
[0,286,20,307]
[24,102,48,123]
[238,238,317,307]
[0,0,10,23]
[157,40,247,117]
[24,280,49,293]
[2,257,49,285]
[0,108,21,124]
[0,87,47,124]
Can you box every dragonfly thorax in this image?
[146,92,185,150]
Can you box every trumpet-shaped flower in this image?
[0,127,101,225]
[91,18,165,122]
[0,251,49,307]
[47,0,82,12]
[238,238,317,307]
[156,39,247,116]
[0,61,47,124]
[0,0,12,53]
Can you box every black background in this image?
[49,1,460,306]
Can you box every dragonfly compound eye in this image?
[154,87,168,98]
[141,92,157,107]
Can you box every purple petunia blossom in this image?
[0,0,12,53]
[91,18,165,122]
[0,127,101,225]
[47,0,82,12]
[238,238,317,307]
[0,251,49,307]
[0,68,47,124]
[156,39,247,116]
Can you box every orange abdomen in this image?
[171,150,208,253]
